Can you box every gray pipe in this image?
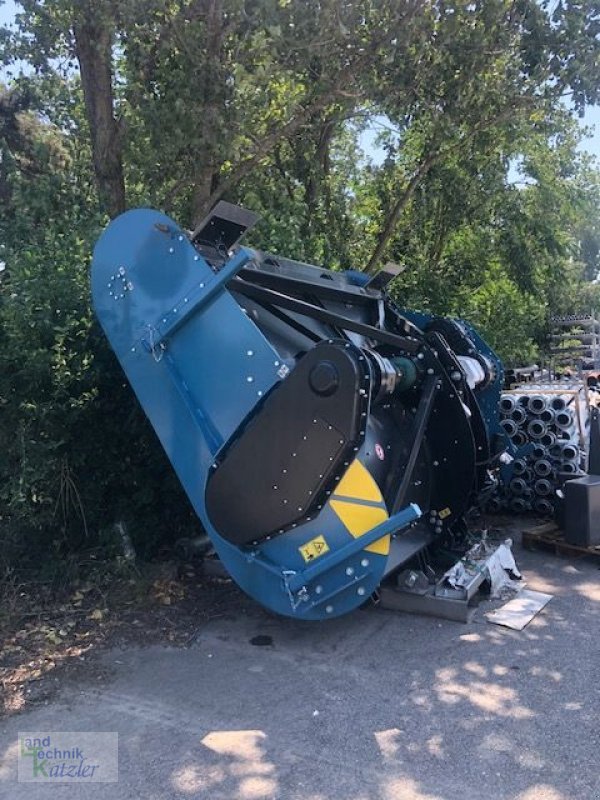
[540,431,557,448]
[540,408,555,424]
[510,477,528,495]
[512,431,527,447]
[534,459,553,477]
[512,459,527,476]
[528,395,548,414]
[501,418,518,438]
[550,443,563,459]
[534,478,553,496]
[555,410,574,430]
[561,443,579,461]
[532,444,547,460]
[551,397,567,411]
[527,419,546,439]
[534,498,554,515]
[511,407,528,425]
[560,461,578,474]
[500,396,516,415]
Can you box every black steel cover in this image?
[205,341,369,544]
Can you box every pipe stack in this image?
[493,383,588,515]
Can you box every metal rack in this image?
[548,314,600,374]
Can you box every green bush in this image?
[0,157,198,571]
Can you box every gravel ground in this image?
[1,529,599,800]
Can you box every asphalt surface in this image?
[1,536,599,800]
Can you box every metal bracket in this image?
[142,247,254,351]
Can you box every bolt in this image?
[315,585,323,594]
[357,587,366,596]
[247,350,254,356]
[361,558,369,567]
[326,605,333,614]
[168,247,174,254]
[247,376,254,382]
[346,567,354,576]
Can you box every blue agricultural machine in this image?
[92,202,507,620]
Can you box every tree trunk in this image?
[73,2,125,218]
[364,157,436,274]
[190,0,225,227]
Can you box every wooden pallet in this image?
[522,522,600,561]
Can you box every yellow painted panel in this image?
[330,499,390,556]
[334,459,383,504]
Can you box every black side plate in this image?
[205,341,369,545]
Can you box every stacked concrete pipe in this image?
[492,383,588,515]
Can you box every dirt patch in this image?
[0,561,255,718]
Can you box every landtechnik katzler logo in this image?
[18,731,118,783]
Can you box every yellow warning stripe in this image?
[334,459,382,503]
[329,459,390,556]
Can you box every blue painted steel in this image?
[92,209,421,620]
[285,503,421,593]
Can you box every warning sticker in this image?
[438,507,452,520]
[299,535,330,563]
